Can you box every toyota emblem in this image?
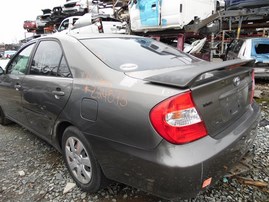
[233,77,241,86]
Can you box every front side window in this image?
[30,41,62,76]
[7,43,35,75]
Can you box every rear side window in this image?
[80,37,200,72]
[30,40,72,77]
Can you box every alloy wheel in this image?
[65,137,92,184]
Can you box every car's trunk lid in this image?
[125,59,254,138]
[190,66,253,138]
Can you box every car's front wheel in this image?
[62,126,106,192]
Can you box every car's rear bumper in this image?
[89,103,260,200]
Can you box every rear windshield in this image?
[80,37,201,72]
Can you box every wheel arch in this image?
[53,121,73,152]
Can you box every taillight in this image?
[250,69,255,104]
[150,91,208,144]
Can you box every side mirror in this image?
[0,66,4,75]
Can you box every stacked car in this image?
[225,0,269,10]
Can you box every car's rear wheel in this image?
[62,126,106,192]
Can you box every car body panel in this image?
[87,102,260,200]
[0,73,26,123]
[21,76,73,139]
[0,34,261,200]
[0,44,35,124]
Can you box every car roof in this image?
[236,37,269,41]
[36,33,141,42]
[70,33,140,40]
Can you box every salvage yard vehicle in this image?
[0,34,260,200]
[57,16,81,32]
[128,0,217,32]
[69,13,127,34]
[62,0,90,15]
[225,38,269,79]
[23,20,37,32]
[3,50,16,59]
[36,14,51,33]
[225,0,269,10]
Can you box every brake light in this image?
[150,91,208,144]
[250,70,255,104]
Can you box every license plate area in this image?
[219,84,249,121]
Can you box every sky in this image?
[0,0,64,44]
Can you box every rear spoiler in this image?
[141,59,254,88]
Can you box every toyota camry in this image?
[0,34,260,200]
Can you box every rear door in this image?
[21,40,73,139]
[0,43,35,125]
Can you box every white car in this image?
[58,16,81,33]
[62,0,91,14]
[129,0,219,32]
[70,13,126,34]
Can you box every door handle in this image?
[52,90,65,96]
[52,90,65,100]
[14,84,21,91]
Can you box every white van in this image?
[129,0,217,32]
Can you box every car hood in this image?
[125,59,253,88]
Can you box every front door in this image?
[0,43,35,124]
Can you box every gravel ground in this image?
[0,81,268,202]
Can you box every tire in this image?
[62,126,106,193]
[0,107,11,125]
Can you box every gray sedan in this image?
[0,34,260,200]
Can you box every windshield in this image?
[80,37,201,72]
